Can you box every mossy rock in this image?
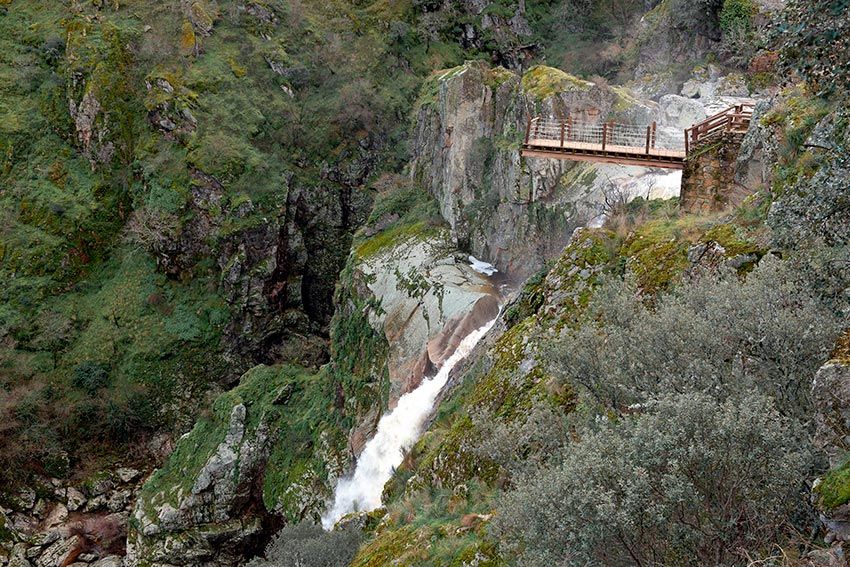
[417,414,500,490]
[139,364,335,518]
[521,65,594,101]
[351,526,433,567]
[816,456,850,510]
[623,220,695,294]
[699,223,763,258]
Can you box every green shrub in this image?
[72,361,112,395]
[105,389,159,441]
[247,522,362,567]
[719,0,756,34]
[548,252,844,419]
[493,393,811,566]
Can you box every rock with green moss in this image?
[127,365,344,567]
[332,186,501,460]
[357,224,500,403]
[410,60,653,281]
[806,333,850,545]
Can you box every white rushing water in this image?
[469,255,499,276]
[321,315,498,529]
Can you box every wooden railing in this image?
[524,116,663,154]
[684,103,754,154]
[521,104,753,168]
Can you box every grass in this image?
[817,456,850,510]
[521,65,594,101]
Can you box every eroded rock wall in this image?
[410,61,654,281]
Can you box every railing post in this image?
[684,129,689,155]
[559,119,566,148]
[646,125,652,155]
[524,116,532,145]
[602,122,608,151]
[651,121,657,148]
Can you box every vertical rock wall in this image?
[410,61,648,281]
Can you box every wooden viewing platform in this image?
[521,103,754,170]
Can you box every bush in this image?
[104,389,159,441]
[719,0,756,35]
[719,0,757,60]
[247,522,362,567]
[72,361,112,395]
[492,393,812,566]
[548,252,844,420]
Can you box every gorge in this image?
[1,1,849,566]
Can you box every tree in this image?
[670,0,725,40]
[593,0,645,43]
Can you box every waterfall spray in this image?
[322,316,498,529]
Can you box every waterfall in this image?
[321,316,498,529]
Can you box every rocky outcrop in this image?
[735,99,782,193]
[811,333,850,556]
[632,0,720,86]
[217,178,372,371]
[814,360,850,469]
[417,0,535,69]
[128,368,293,567]
[68,90,114,165]
[0,469,142,567]
[350,226,500,408]
[410,61,664,281]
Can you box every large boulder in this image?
[812,334,850,550]
[349,225,500,408]
[813,358,850,468]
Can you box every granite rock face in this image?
[811,337,850,555]
[410,61,672,281]
[127,401,273,567]
[0,471,138,567]
[354,227,500,407]
[813,360,850,468]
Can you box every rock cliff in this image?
[411,61,661,280]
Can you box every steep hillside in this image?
[2,0,849,566]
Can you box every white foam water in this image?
[321,316,498,529]
[469,256,499,276]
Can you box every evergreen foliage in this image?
[247,522,362,567]
[493,393,811,566]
